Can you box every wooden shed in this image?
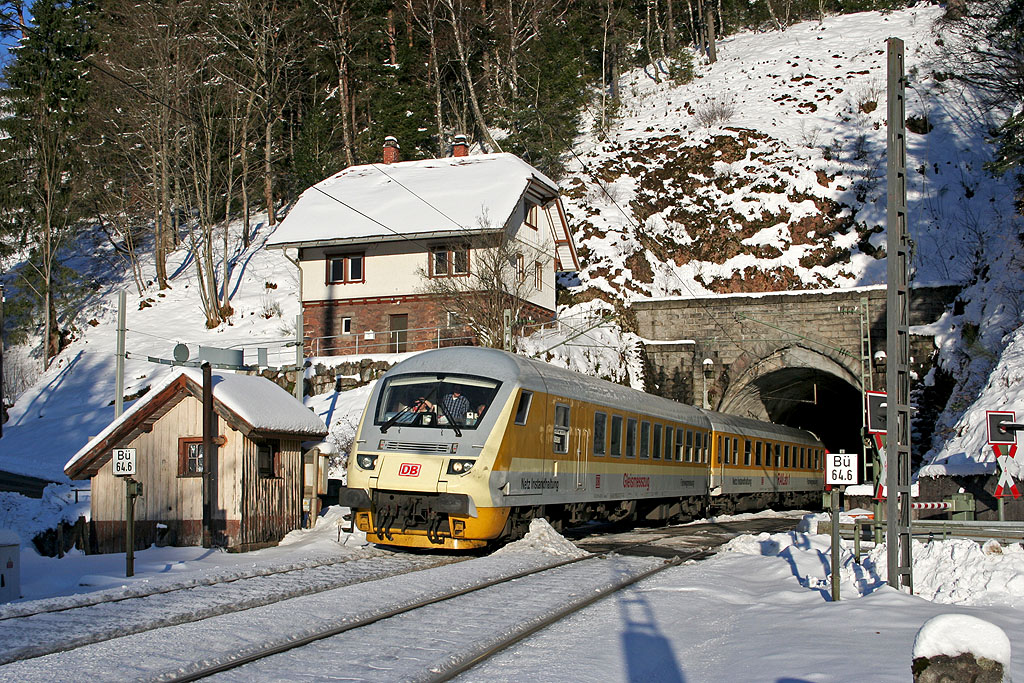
[65,369,328,553]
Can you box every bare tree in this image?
[441,0,502,152]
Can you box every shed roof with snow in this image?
[266,153,561,249]
[64,369,328,479]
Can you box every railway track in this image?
[188,550,698,682]
[0,515,801,681]
[0,551,464,665]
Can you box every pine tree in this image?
[0,0,94,367]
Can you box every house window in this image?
[342,317,352,334]
[447,311,462,328]
[534,261,543,290]
[431,245,470,277]
[516,254,526,283]
[178,438,204,477]
[327,254,364,284]
[257,439,281,478]
[525,201,539,230]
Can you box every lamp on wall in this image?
[702,358,714,409]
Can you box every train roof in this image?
[383,347,710,426]
[384,348,822,445]
[700,411,822,446]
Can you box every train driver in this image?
[443,390,471,423]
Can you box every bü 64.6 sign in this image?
[112,448,136,477]
[826,452,858,486]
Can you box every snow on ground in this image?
[5,510,1024,680]
[467,513,1024,681]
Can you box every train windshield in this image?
[376,374,501,431]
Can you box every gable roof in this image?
[266,153,560,249]
[64,369,328,479]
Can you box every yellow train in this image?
[340,347,824,550]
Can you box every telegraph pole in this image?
[885,37,913,593]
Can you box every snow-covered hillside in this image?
[563,6,1017,299]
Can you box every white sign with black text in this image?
[826,451,858,486]
[112,448,137,477]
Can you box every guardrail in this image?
[847,519,1024,563]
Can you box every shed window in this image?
[178,438,204,477]
[258,439,281,478]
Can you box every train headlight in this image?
[356,454,378,470]
[447,459,475,475]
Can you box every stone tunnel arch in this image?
[719,345,864,454]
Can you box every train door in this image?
[554,401,571,486]
[574,400,588,491]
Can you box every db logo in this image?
[398,463,421,477]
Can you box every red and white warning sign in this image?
[988,410,1020,499]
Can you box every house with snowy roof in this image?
[64,369,328,553]
[267,136,579,355]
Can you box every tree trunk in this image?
[446,0,501,152]
[264,109,275,226]
[706,8,717,63]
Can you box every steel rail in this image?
[0,550,431,623]
[428,550,701,682]
[156,552,604,682]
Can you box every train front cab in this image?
[343,368,517,550]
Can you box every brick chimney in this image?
[383,136,400,164]
[452,134,468,158]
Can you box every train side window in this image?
[653,424,662,460]
[694,432,702,462]
[626,418,637,458]
[800,447,805,468]
[774,444,781,467]
[684,430,693,462]
[639,421,651,459]
[610,416,623,457]
[593,412,607,457]
[553,403,570,454]
[732,438,739,465]
[755,441,762,466]
[514,391,533,425]
[664,426,673,461]
[744,439,752,466]
[784,445,790,468]
[674,428,684,461]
